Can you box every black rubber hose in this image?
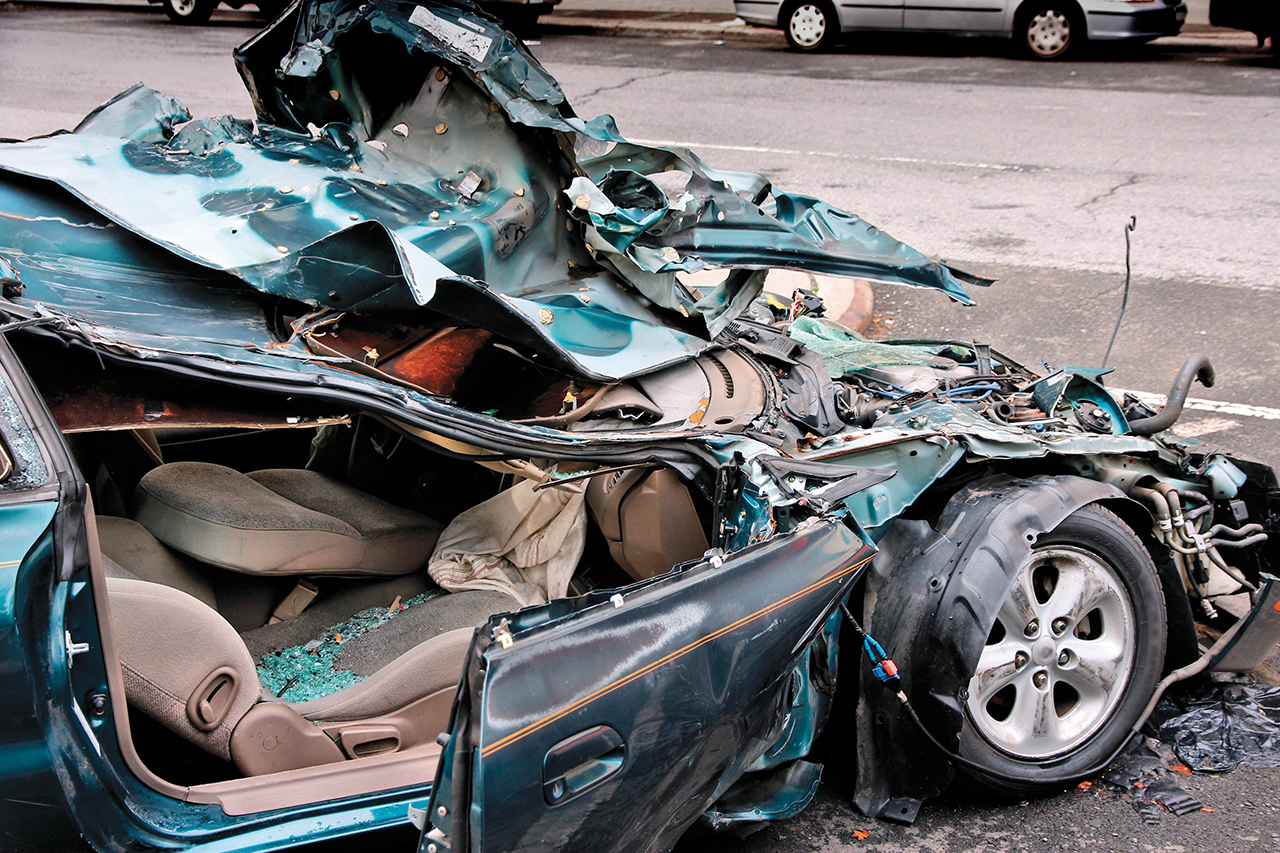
[1128,354,1216,436]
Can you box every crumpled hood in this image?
[0,0,986,381]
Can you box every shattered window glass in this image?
[0,370,48,491]
[257,587,446,703]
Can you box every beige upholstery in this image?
[133,462,442,577]
[291,628,472,722]
[97,516,218,608]
[248,469,444,576]
[105,576,493,774]
[106,577,260,761]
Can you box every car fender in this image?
[852,473,1130,822]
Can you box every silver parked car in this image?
[735,0,1187,58]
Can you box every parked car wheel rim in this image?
[168,0,199,16]
[965,545,1136,760]
[1026,9,1071,57]
[788,5,828,48]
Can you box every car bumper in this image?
[734,0,783,27]
[1086,3,1186,41]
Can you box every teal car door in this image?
[422,516,874,853]
[0,330,81,849]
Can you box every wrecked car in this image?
[0,2,1277,852]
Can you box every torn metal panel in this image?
[0,0,985,384]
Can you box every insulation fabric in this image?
[428,477,586,607]
[787,316,942,378]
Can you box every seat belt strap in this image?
[269,579,319,624]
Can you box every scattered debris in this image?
[1101,737,1202,824]
[258,588,443,701]
[1093,680,1280,825]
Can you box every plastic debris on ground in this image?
[1149,681,1280,773]
[1092,679,1280,824]
[786,316,943,379]
[1100,737,1203,824]
[257,588,444,702]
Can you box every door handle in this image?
[542,725,626,805]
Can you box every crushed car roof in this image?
[0,0,985,385]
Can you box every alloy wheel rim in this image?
[966,546,1136,759]
[789,5,827,47]
[1027,10,1071,56]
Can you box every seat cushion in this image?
[133,462,439,577]
[248,469,443,576]
[289,628,474,723]
[135,462,364,575]
[245,589,513,708]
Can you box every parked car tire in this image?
[163,0,217,24]
[1016,2,1085,60]
[957,504,1166,791]
[781,0,840,52]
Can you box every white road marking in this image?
[1167,416,1240,438]
[628,138,1048,172]
[1117,389,1280,422]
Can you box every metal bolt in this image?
[1024,619,1039,637]
[437,805,448,817]
[1052,618,1068,635]
[428,845,438,853]
[1033,671,1048,689]
[90,694,108,716]
[1014,651,1029,669]
[1057,651,1070,666]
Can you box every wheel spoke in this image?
[999,568,1039,628]
[971,642,1023,705]
[1046,565,1111,628]
[1004,677,1059,748]
[1060,638,1127,698]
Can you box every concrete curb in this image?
[686,269,877,335]
[539,13,785,45]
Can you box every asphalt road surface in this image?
[1,8,1278,853]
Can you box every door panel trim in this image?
[480,551,874,759]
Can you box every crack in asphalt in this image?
[573,69,675,103]
[1077,172,1141,211]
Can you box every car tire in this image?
[781,0,840,52]
[957,504,1166,792]
[163,0,217,25]
[1015,2,1085,60]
